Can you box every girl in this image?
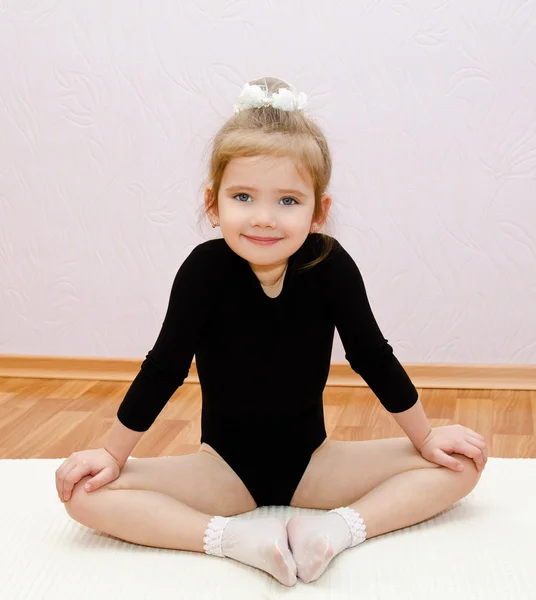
[55,76,487,587]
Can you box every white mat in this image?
[1,457,535,599]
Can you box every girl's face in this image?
[208,155,330,269]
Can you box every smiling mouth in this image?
[244,235,283,245]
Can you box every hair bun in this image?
[234,77,308,114]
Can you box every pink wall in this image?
[1,2,535,365]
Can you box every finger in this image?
[467,432,486,448]
[56,459,75,501]
[61,462,80,502]
[436,451,465,472]
[85,467,113,492]
[467,437,487,470]
[465,428,486,443]
[458,441,485,472]
[473,438,488,468]
[466,433,488,465]
[55,465,65,499]
[63,463,91,502]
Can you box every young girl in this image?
[55,76,487,587]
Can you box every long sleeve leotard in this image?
[116,233,418,506]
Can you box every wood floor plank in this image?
[0,379,534,458]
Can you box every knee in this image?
[452,453,482,492]
[64,475,97,525]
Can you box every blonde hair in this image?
[197,76,335,272]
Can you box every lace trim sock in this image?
[287,507,367,584]
[203,515,297,587]
[328,506,367,547]
[203,516,236,557]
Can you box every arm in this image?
[328,238,419,414]
[389,396,432,450]
[116,243,210,433]
[105,416,145,468]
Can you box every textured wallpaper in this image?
[0,1,535,365]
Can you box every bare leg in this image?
[67,480,213,551]
[288,461,480,582]
[66,476,296,586]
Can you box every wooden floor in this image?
[0,377,535,459]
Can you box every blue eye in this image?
[233,193,298,205]
[281,197,298,206]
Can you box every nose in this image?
[251,210,276,228]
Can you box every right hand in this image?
[55,448,122,503]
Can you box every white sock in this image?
[203,516,297,587]
[287,506,367,583]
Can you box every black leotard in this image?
[117,233,418,506]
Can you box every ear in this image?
[313,194,332,230]
[205,186,218,220]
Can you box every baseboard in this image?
[0,354,535,390]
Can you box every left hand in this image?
[415,425,488,473]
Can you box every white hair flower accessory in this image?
[234,83,308,114]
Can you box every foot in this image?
[222,517,297,586]
[286,513,352,583]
